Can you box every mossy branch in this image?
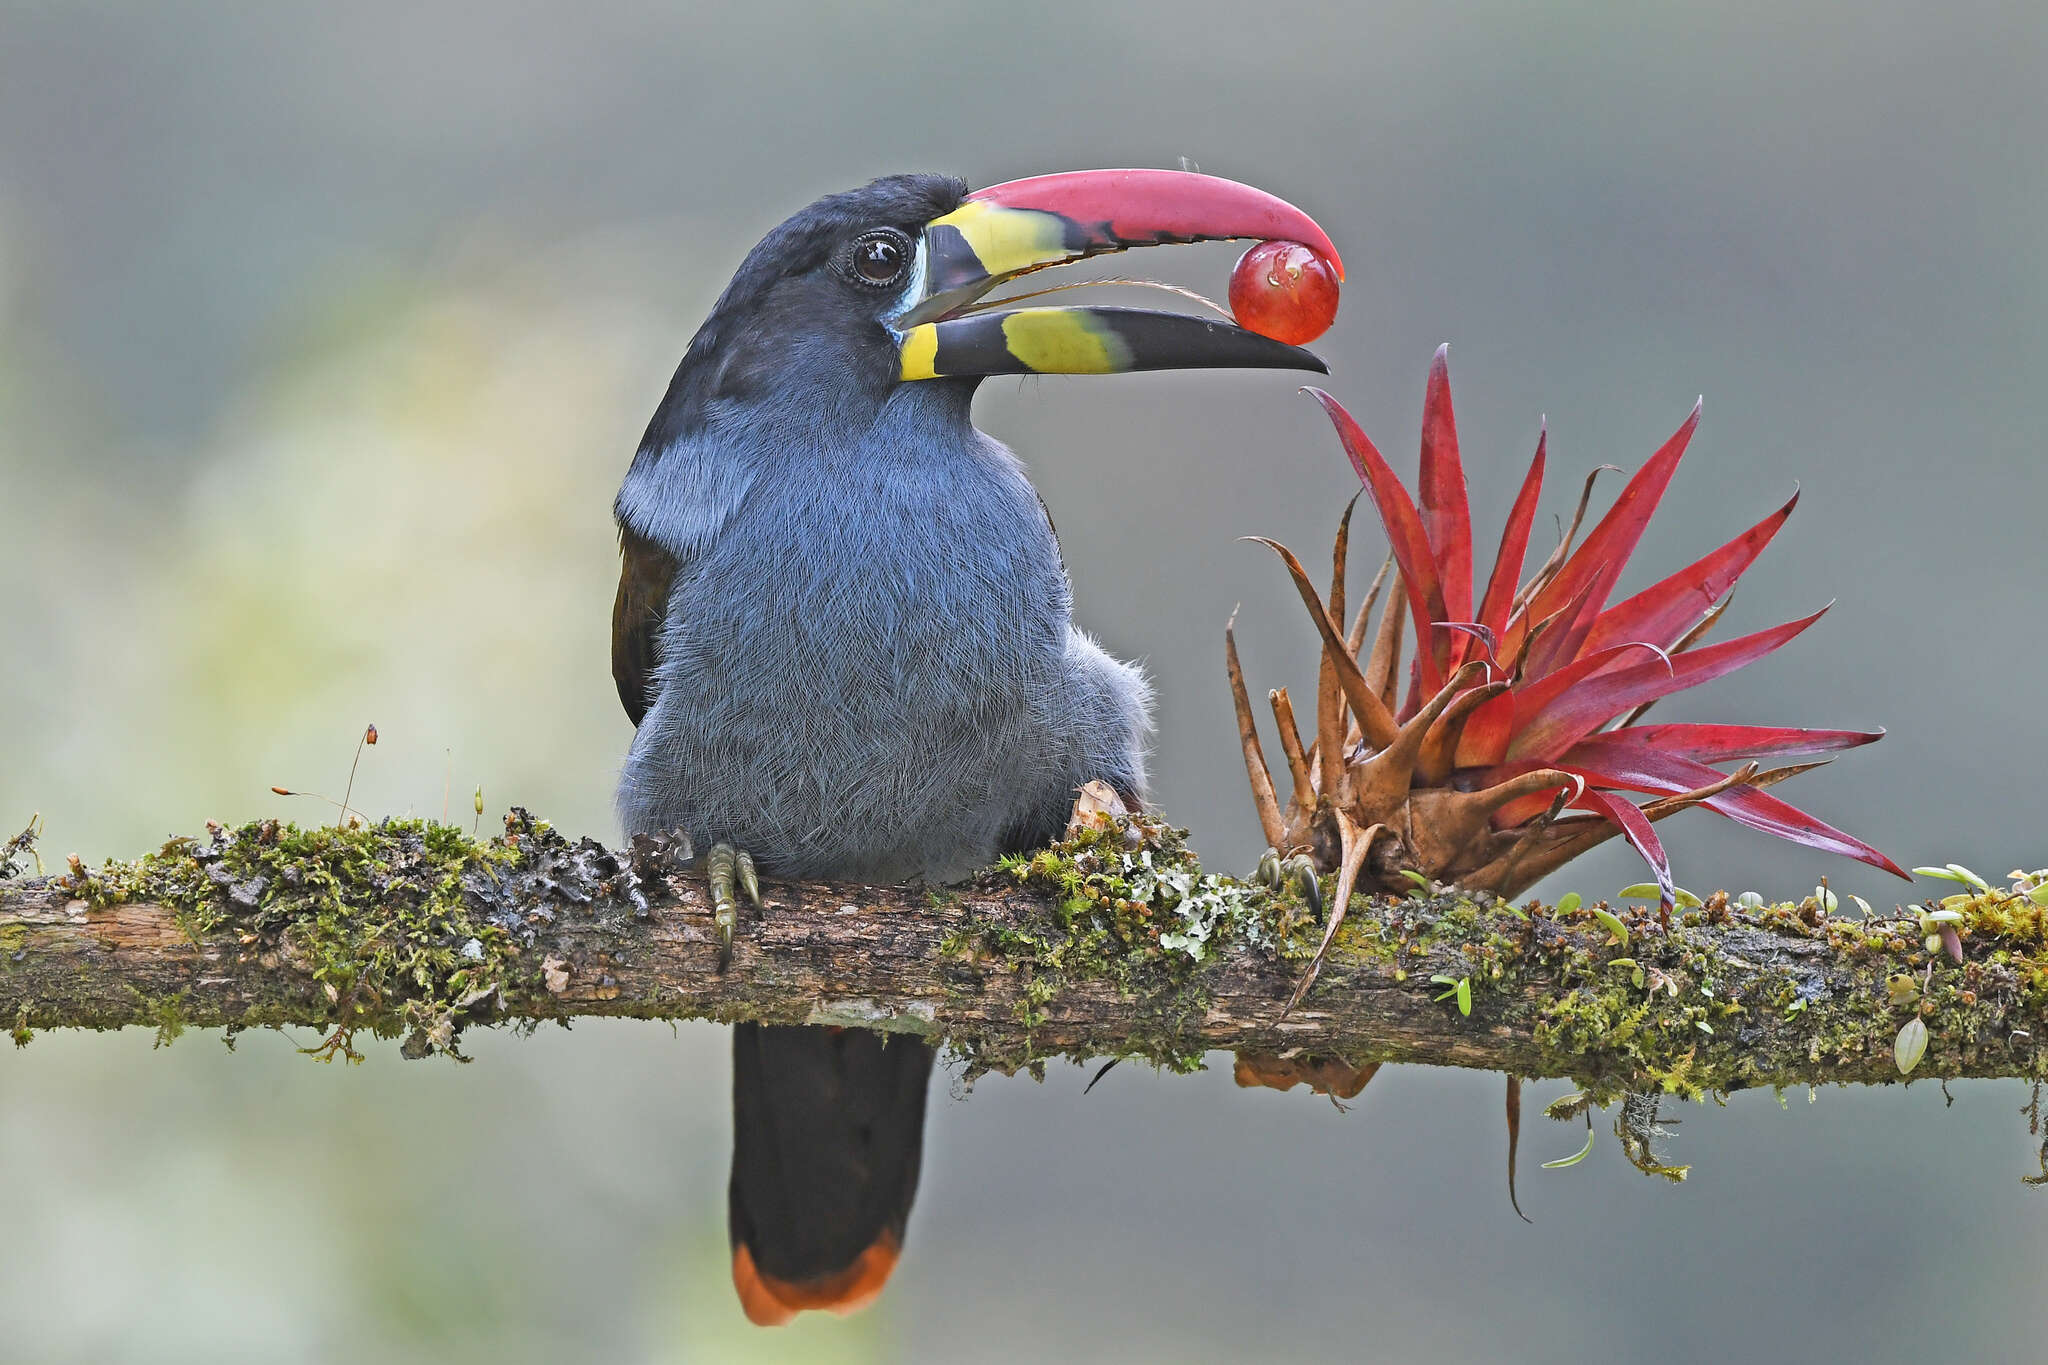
[3,810,2045,1096]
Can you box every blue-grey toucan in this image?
[610,168,1338,1323]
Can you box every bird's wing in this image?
[612,526,678,727]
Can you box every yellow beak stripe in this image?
[897,308,1136,381]
[997,309,1132,374]
[922,200,1076,283]
[899,323,941,381]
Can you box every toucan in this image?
[610,169,1339,1324]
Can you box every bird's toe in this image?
[707,841,762,972]
[1281,853,1323,919]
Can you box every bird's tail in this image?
[728,1022,934,1325]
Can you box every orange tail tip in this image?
[731,1235,901,1326]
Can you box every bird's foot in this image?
[706,841,761,972]
[1253,846,1323,931]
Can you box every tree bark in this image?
[1,811,2040,1096]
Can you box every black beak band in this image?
[900,305,1326,379]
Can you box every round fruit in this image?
[1229,239,1341,345]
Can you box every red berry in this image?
[1229,239,1341,346]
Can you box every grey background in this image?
[1,2,2043,1360]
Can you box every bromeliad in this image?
[1231,347,1905,1006]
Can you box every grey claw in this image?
[1254,847,1282,890]
[1282,854,1323,919]
[708,842,741,972]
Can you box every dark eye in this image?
[848,230,910,287]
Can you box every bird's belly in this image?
[620,512,1079,880]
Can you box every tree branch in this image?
[2,811,2041,1095]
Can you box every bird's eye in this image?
[848,231,910,287]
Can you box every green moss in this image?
[30,808,2048,1093]
[941,837,2048,1094]
[135,990,189,1049]
[1446,882,2048,1099]
[944,814,1310,1077]
[55,815,536,1060]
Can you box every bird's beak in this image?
[896,169,1340,381]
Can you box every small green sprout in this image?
[1913,864,1991,892]
[1430,974,1472,1017]
[1398,869,1434,895]
[1555,891,1582,914]
[1608,957,1646,988]
[1847,894,1873,916]
[1590,907,1629,946]
[1615,882,1701,908]
[1813,885,1838,914]
[1544,1090,1591,1121]
[1543,1125,1596,1169]
[1894,1016,1929,1076]
[1918,907,1966,961]
[1735,891,1766,910]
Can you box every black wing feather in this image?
[611,527,678,727]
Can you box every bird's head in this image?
[646,168,1340,440]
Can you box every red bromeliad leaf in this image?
[1308,388,1451,695]
[1418,346,1474,652]
[1482,777,1566,830]
[1539,400,1700,616]
[1557,734,1910,878]
[1571,785,1675,908]
[1577,491,1799,660]
[1501,401,1702,672]
[1500,640,1675,731]
[1510,574,1602,684]
[1506,607,1829,763]
[1474,728,1881,834]
[1598,722,1883,764]
[1452,688,1518,768]
[1474,423,1547,643]
[1520,562,1614,679]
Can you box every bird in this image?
[610,168,1339,1325]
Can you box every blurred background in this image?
[2,1,2044,1360]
